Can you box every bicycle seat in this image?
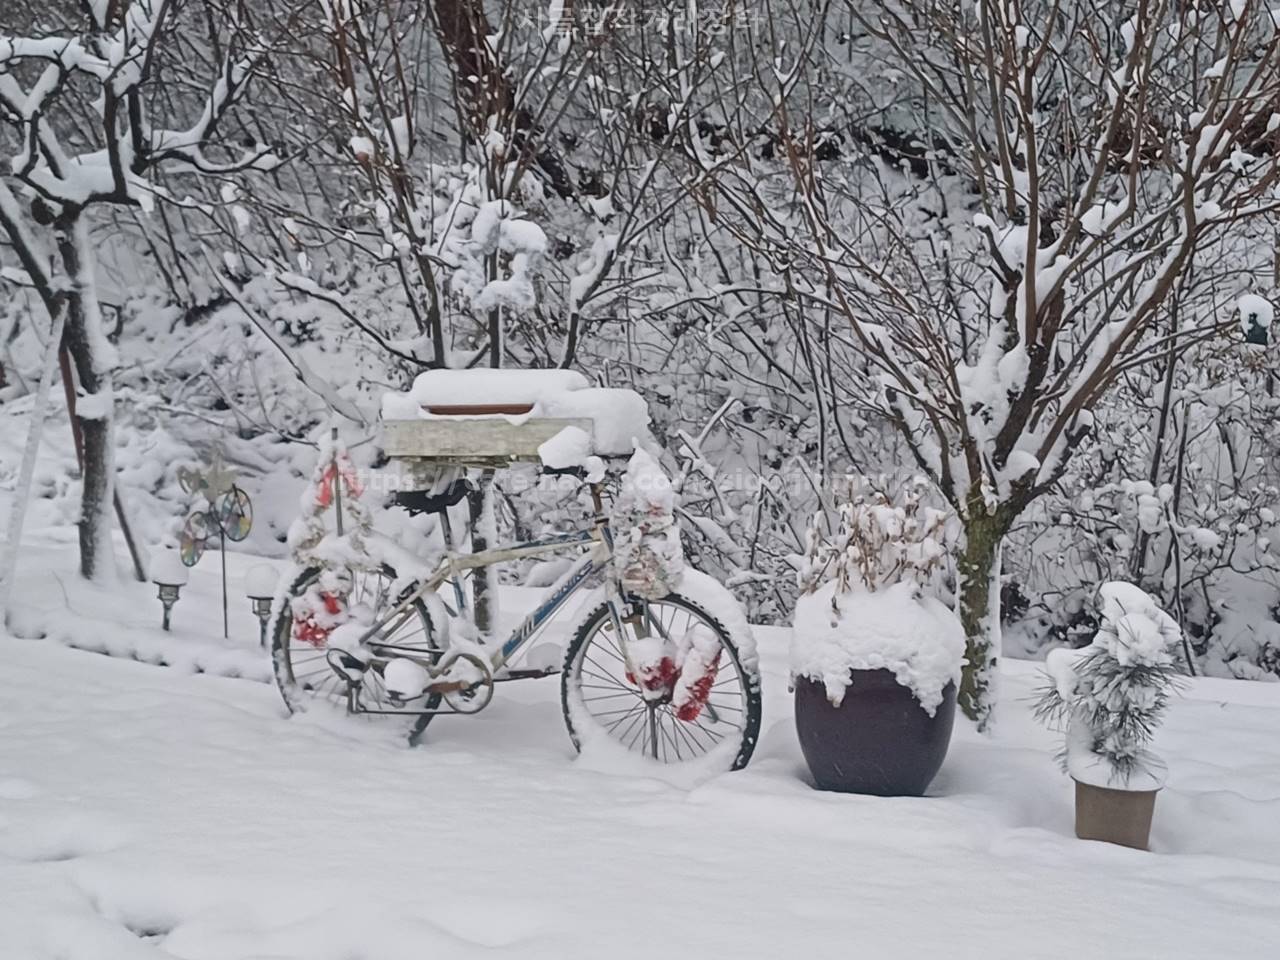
[539,453,632,480]
[391,478,473,516]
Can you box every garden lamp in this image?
[151,550,189,631]
[245,564,280,648]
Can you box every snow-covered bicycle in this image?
[269,371,762,770]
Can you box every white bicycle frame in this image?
[335,483,653,712]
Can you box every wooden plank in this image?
[381,416,590,463]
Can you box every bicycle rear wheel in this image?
[561,593,761,770]
[270,565,444,734]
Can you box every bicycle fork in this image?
[605,596,660,760]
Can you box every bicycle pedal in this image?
[325,648,367,685]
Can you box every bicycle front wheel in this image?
[561,593,761,771]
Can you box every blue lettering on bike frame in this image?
[499,541,608,661]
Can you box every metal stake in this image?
[332,426,344,537]
[220,526,229,639]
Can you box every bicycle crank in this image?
[325,648,495,717]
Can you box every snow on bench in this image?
[381,368,651,465]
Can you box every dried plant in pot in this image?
[1034,582,1185,850]
[790,477,964,796]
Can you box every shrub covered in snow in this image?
[791,478,963,714]
[797,476,950,596]
[1035,582,1186,790]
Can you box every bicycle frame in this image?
[342,484,622,708]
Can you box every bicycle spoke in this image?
[670,714,706,754]
[580,666,631,688]
[616,708,647,745]
[658,715,682,760]
[604,633,630,661]
[583,652,626,679]
[578,682,640,693]
[706,701,747,716]
[581,692,643,704]
[577,681,641,694]
[604,705,645,735]
[689,715,731,740]
[594,638,628,665]
[590,705,649,718]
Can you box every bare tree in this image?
[702,0,1280,725]
[0,0,300,577]
[212,1,724,378]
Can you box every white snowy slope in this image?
[2,541,278,682]
[3,617,1280,958]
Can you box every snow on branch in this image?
[0,0,283,211]
[714,0,1280,525]
[148,49,282,174]
[209,258,371,428]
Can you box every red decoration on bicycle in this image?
[673,651,721,721]
[668,625,725,722]
[619,642,721,727]
[292,591,346,648]
[628,655,678,694]
[314,458,363,509]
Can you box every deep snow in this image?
[3,546,1280,958]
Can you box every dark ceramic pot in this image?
[793,668,957,796]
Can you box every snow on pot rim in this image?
[1069,751,1167,793]
[790,580,964,716]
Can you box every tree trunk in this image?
[73,401,114,580]
[430,0,575,197]
[56,214,115,581]
[956,513,1003,730]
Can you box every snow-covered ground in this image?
[3,542,1280,958]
